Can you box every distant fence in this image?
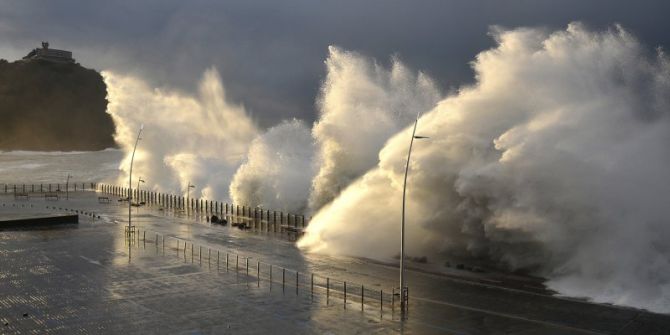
[2,182,97,194]
[127,227,403,313]
[97,183,310,230]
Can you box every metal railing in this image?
[97,183,310,231]
[2,182,96,194]
[127,227,402,313]
[18,184,408,312]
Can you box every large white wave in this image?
[104,68,258,199]
[300,24,670,313]
[229,119,314,213]
[308,47,440,211]
[104,23,670,313]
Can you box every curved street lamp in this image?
[400,113,428,315]
[128,124,144,235]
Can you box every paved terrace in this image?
[1,191,669,334]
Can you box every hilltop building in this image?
[22,42,75,63]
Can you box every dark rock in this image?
[210,215,227,225]
[0,59,116,151]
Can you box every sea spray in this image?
[300,23,670,313]
[229,119,314,213]
[103,68,258,199]
[103,23,670,313]
[308,47,441,211]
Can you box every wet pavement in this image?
[1,191,669,334]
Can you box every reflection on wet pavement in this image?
[1,191,669,334]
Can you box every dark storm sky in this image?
[1,0,668,127]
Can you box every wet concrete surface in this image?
[1,191,669,334]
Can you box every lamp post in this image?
[128,124,144,235]
[400,114,428,315]
[136,177,145,213]
[65,174,71,200]
[137,177,145,191]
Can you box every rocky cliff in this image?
[0,59,116,151]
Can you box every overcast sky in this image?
[1,0,669,127]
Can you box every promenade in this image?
[1,190,668,334]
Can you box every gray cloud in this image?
[1,0,669,126]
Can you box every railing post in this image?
[344,281,347,309]
[361,285,364,311]
[380,290,383,312]
[326,277,330,304]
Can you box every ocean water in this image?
[0,149,123,184]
